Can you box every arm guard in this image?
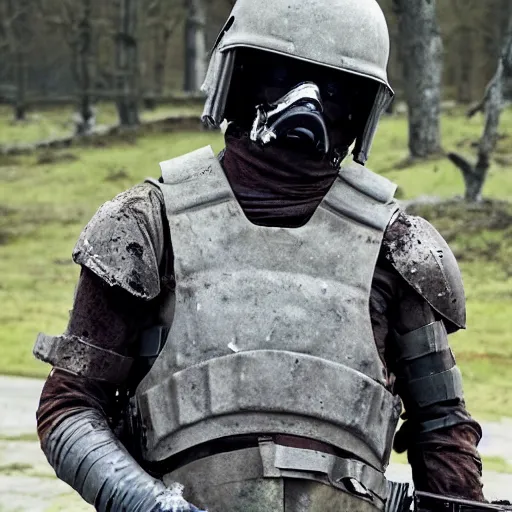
[33,333,133,385]
[43,409,201,512]
[394,321,464,423]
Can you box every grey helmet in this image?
[202,0,394,164]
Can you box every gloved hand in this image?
[150,503,205,512]
[149,486,207,512]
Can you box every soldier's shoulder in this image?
[103,181,164,212]
[72,182,166,300]
[382,211,466,332]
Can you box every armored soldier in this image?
[34,1,484,511]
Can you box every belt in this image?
[167,437,389,510]
[156,433,347,474]
[258,438,388,503]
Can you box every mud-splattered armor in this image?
[132,147,400,510]
[32,0,485,510]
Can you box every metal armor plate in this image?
[136,146,401,472]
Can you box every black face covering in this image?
[220,49,379,226]
[222,129,339,228]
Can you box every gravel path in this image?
[0,375,510,511]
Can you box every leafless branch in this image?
[449,15,512,201]
[467,98,486,118]
[447,152,475,178]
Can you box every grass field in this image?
[0,102,202,145]
[0,107,511,421]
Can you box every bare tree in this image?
[115,0,139,126]
[36,0,96,134]
[467,0,512,118]
[144,0,184,108]
[393,0,443,159]
[74,0,94,134]
[1,0,31,120]
[456,27,474,104]
[440,0,495,106]
[448,16,512,202]
[184,0,206,93]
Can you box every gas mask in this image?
[250,82,330,159]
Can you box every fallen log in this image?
[0,114,203,156]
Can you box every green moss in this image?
[481,456,512,474]
[390,451,408,466]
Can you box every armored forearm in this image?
[380,212,485,500]
[391,321,483,501]
[393,321,464,423]
[42,409,201,512]
[389,320,483,501]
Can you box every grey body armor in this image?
[135,146,401,509]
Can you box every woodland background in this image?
[0,0,510,112]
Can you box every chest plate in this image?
[136,146,400,470]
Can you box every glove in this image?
[149,486,207,512]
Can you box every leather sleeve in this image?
[371,255,484,501]
[34,185,201,511]
[37,182,168,443]
[37,267,157,442]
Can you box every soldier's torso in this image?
[134,146,401,509]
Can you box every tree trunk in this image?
[501,0,512,44]
[76,0,94,135]
[184,0,206,92]
[116,0,139,126]
[394,0,443,158]
[14,49,27,121]
[145,24,171,108]
[457,26,473,104]
[154,28,171,97]
[449,16,512,202]
[143,1,182,109]
[6,0,29,121]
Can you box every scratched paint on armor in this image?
[383,212,466,332]
[136,147,400,468]
[166,205,376,369]
[217,0,390,79]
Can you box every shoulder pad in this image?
[72,182,166,300]
[339,163,397,205]
[159,146,217,185]
[383,212,466,332]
